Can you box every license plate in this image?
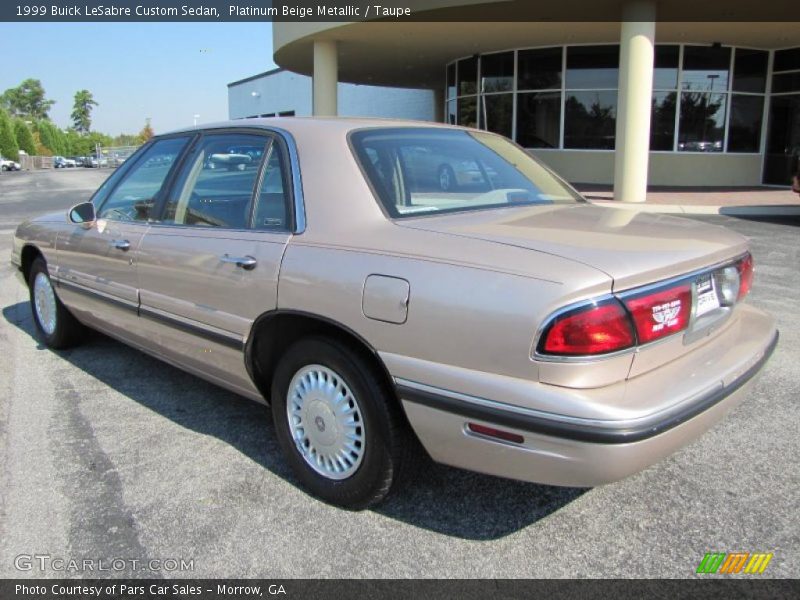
[695,274,720,316]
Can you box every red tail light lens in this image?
[736,253,754,300]
[623,283,692,344]
[540,300,635,356]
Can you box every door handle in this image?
[220,254,257,270]
[111,239,131,251]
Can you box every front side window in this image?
[97,137,189,221]
[163,134,269,229]
[351,128,582,219]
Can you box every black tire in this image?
[271,337,410,509]
[438,164,457,191]
[28,258,85,349]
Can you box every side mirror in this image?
[68,202,96,227]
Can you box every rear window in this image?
[350,127,582,218]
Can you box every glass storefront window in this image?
[457,57,478,96]
[516,92,561,148]
[446,43,772,154]
[481,52,514,93]
[564,91,617,149]
[774,47,800,72]
[566,46,619,90]
[682,46,731,92]
[446,63,456,100]
[480,94,513,138]
[733,49,768,94]
[772,72,800,94]
[678,92,727,152]
[651,92,677,151]
[728,95,764,152]
[654,45,679,90]
[457,96,478,128]
[518,47,562,90]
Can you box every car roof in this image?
[161,117,468,138]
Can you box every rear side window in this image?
[252,146,290,230]
[163,134,269,229]
[350,128,582,218]
[97,137,189,221]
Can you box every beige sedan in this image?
[10,118,778,509]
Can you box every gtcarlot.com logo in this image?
[696,552,773,574]
[14,554,194,573]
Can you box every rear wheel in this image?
[271,337,409,509]
[28,258,85,349]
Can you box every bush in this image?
[14,118,36,155]
[0,108,19,159]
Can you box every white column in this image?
[613,0,656,203]
[313,40,338,116]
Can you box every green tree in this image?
[137,119,154,144]
[35,120,64,155]
[14,119,36,155]
[0,108,19,159]
[70,90,98,134]
[1,79,55,120]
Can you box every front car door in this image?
[56,136,192,339]
[135,130,294,399]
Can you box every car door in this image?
[135,131,293,396]
[56,136,192,338]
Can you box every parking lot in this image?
[0,168,797,578]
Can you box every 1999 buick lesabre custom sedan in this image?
[11,118,778,509]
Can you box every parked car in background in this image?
[1,156,21,171]
[83,155,108,168]
[53,156,76,168]
[10,118,778,509]
[207,148,253,170]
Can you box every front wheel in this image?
[271,337,409,509]
[29,258,85,349]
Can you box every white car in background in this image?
[1,156,21,171]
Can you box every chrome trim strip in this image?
[57,278,244,351]
[398,329,777,444]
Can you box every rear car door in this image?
[56,136,191,338]
[135,130,294,396]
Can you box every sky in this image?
[0,22,276,135]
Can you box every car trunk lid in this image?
[395,203,748,291]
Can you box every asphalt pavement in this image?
[0,169,797,578]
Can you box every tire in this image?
[271,337,410,509]
[28,258,85,349]
[438,164,457,191]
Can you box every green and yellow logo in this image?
[697,552,773,574]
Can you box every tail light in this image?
[622,283,692,344]
[538,253,753,358]
[539,299,635,356]
[736,253,754,300]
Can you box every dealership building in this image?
[246,0,800,201]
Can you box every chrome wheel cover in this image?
[287,364,365,480]
[33,272,57,336]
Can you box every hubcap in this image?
[33,272,57,336]
[287,365,365,480]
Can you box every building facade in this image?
[271,0,800,200]
[228,68,436,122]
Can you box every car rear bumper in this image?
[396,307,778,487]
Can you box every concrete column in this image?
[313,40,338,116]
[613,0,656,203]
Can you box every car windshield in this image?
[351,127,583,218]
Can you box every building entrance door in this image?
[763,94,800,185]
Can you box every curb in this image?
[589,200,800,217]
